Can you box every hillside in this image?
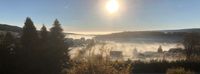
[0,24,22,33]
[160,28,200,33]
[95,29,200,43]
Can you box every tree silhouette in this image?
[48,19,69,74]
[39,25,49,56]
[40,25,48,41]
[157,45,163,53]
[38,25,50,74]
[183,32,200,60]
[20,17,40,74]
[21,17,39,52]
[39,25,49,55]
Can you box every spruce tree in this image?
[21,17,39,51]
[40,25,48,43]
[20,17,40,74]
[38,25,50,74]
[48,19,69,74]
[39,24,49,55]
[39,25,49,55]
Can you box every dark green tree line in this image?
[0,17,70,74]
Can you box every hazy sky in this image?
[1,0,200,34]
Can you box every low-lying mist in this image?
[65,33,186,61]
[68,38,184,61]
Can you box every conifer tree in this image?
[20,17,40,74]
[39,25,49,54]
[39,25,49,56]
[33,25,50,74]
[21,17,39,51]
[48,19,69,74]
[40,25,48,42]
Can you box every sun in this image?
[106,0,119,14]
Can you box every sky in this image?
[1,0,200,34]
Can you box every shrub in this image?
[166,68,195,74]
[64,56,132,74]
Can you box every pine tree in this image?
[39,25,49,55]
[39,25,49,54]
[21,17,39,51]
[40,25,48,42]
[48,19,69,74]
[34,25,50,74]
[20,17,40,74]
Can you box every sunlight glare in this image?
[106,0,119,14]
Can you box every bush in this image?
[166,68,195,74]
[132,60,200,73]
[64,56,132,74]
